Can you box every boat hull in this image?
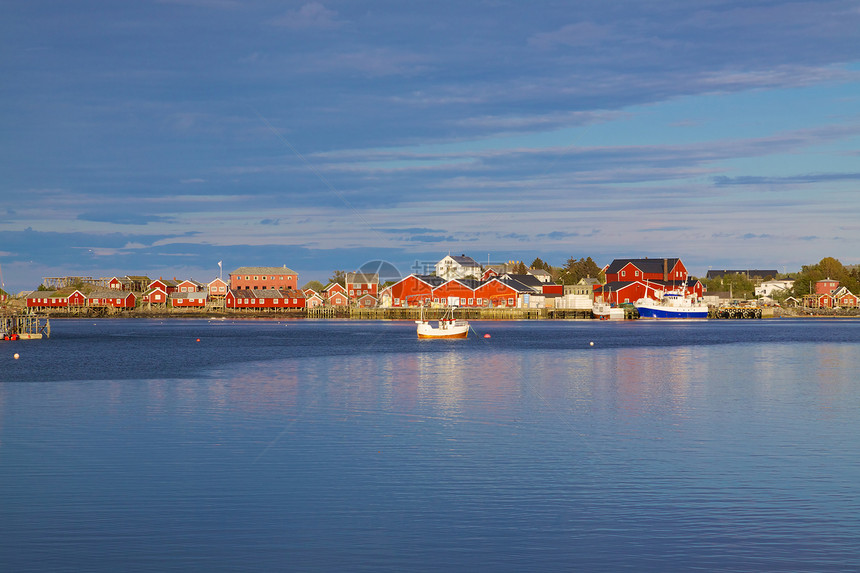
[416,321,469,339]
[593,303,625,320]
[417,330,469,339]
[635,304,708,319]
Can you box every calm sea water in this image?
[2,318,860,572]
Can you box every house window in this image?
[635,271,639,277]
[508,298,514,305]
[468,298,474,305]
[621,271,626,277]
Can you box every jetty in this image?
[1,312,51,340]
[348,307,594,320]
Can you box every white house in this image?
[435,255,482,281]
[755,279,794,298]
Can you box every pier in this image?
[709,306,765,319]
[348,307,595,320]
[1,312,51,340]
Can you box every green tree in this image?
[792,257,859,297]
[559,256,603,285]
[530,257,551,272]
[703,273,755,300]
[328,270,346,286]
[302,280,325,292]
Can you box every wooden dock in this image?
[1,312,51,339]
[348,307,596,320]
[709,306,764,319]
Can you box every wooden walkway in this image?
[1,312,51,339]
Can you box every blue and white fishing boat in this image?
[634,289,709,319]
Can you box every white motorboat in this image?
[416,306,469,339]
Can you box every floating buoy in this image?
[483,333,491,339]
[589,341,594,346]
[13,353,19,360]
[196,338,201,342]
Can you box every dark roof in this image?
[346,272,379,283]
[595,279,692,294]
[705,269,778,279]
[501,273,544,291]
[413,274,446,287]
[605,258,680,275]
[445,255,480,267]
[448,278,482,290]
[496,277,537,293]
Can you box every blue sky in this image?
[2,0,860,293]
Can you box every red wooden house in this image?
[170,292,208,308]
[225,289,306,310]
[323,283,349,306]
[176,279,204,293]
[834,288,858,308]
[148,278,178,295]
[142,287,168,305]
[108,276,133,291]
[27,289,89,310]
[474,279,519,307]
[597,258,700,303]
[208,278,229,298]
[346,272,379,301]
[304,290,324,309]
[87,290,136,310]
[229,266,298,291]
[816,278,840,295]
[355,293,378,308]
[387,275,445,307]
[431,279,480,307]
[605,258,689,283]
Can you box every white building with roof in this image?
[435,255,481,281]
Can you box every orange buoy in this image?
[483,333,491,339]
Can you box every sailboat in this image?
[415,306,469,339]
